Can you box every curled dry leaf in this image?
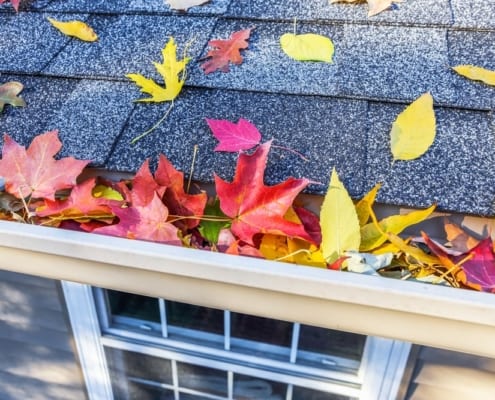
[47,17,98,42]
[0,81,26,113]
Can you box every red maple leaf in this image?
[456,238,495,293]
[200,28,253,74]
[206,118,261,152]
[94,193,180,245]
[0,131,89,200]
[36,178,119,223]
[215,141,313,245]
[0,0,20,12]
[131,159,163,207]
[155,154,207,230]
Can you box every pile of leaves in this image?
[0,121,494,294]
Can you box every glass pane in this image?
[108,290,160,323]
[127,381,174,400]
[298,325,366,361]
[234,373,286,400]
[231,312,292,347]
[292,386,355,400]
[167,301,223,334]
[105,347,173,385]
[177,362,228,397]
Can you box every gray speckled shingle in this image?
[45,15,217,79]
[448,30,495,110]
[227,0,452,26]
[48,80,136,165]
[365,103,495,215]
[0,74,79,143]
[44,0,132,13]
[107,88,368,197]
[129,0,232,15]
[188,20,342,97]
[451,0,495,29]
[0,12,79,73]
[338,24,458,105]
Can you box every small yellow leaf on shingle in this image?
[280,33,334,63]
[452,65,495,87]
[47,17,98,42]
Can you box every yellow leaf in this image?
[47,17,98,42]
[386,233,439,265]
[92,185,124,201]
[390,92,436,161]
[288,238,327,268]
[126,37,190,103]
[452,65,495,87]
[280,33,334,63]
[259,234,289,260]
[360,204,436,252]
[320,168,360,263]
[355,183,381,227]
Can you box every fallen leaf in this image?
[0,0,20,12]
[388,232,440,265]
[47,17,98,42]
[345,250,393,275]
[127,37,190,103]
[452,65,495,87]
[444,220,480,253]
[225,240,263,258]
[457,238,495,292]
[215,140,312,245]
[280,33,334,63]
[198,198,230,244]
[390,92,436,161]
[0,81,26,113]
[329,0,402,17]
[355,183,381,227]
[360,204,436,251]
[206,118,261,152]
[201,28,253,74]
[320,168,360,263]
[0,131,89,200]
[166,0,209,11]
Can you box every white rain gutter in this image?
[0,220,494,358]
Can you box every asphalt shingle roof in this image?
[0,0,494,215]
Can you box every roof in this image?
[0,0,494,215]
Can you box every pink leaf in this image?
[457,238,495,292]
[206,118,261,152]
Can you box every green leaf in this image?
[320,168,360,263]
[390,92,436,161]
[280,33,334,63]
[198,198,230,244]
[360,204,436,252]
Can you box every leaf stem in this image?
[131,101,174,145]
[187,144,198,194]
[272,143,309,162]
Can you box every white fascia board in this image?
[0,221,495,358]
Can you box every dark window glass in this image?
[167,301,223,334]
[292,385,355,400]
[108,290,160,323]
[234,373,286,400]
[177,362,228,397]
[231,313,292,347]
[298,325,366,361]
[126,381,174,400]
[105,347,173,386]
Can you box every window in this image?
[62,282,411,400]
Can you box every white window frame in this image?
[62,282,411,400]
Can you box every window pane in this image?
[231,312,292,347]
[292,386,355,400]
[234,373,286,400]
[177,362,228,397]
[298,325,366,361]
[127,381,174,400]
[167,301,223,334]
[105,347,173,385]
[108,290,160,323]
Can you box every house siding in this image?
[405,346,495,400]
[0,270,86,400]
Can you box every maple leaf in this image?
[201,28,253,74]
[0,0,20,12]
[155,154,207,230]
[0,81,26,113]
[36,178,118,226]
[95,193,180,245]
[457,239,495,293]
[0,131,89,200]
[126,37,190,103]
[215,140,313,245]
[166,0,209,11]
[206,118,261,152]
[131,159,163,207]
